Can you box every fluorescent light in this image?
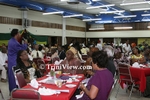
[130,8,150,11]
[86,4,115,9]
[89,27,105,30]
[95,20,112,23]
[82,18,101,21]
[114,15,136,18]
[147,26,150,28]
[142,14,150,16]
[63,14,83,18]
[43,11,64,15]
[120,1,150,6]
[114,27,133,29]
[60,0,69,1]
[142,19,150,21]
[100,10,125,14]
[92,0,101,1]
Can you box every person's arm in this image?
[80,83,99,99]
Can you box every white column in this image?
[62,18,66,45]
[22,11,28,29]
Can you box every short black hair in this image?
[92,50,108,68]
[11,29,19,37]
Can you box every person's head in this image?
[58,46,62,52]
[132,47,140,55]
[51,48,57,54]
[88,47,99,57]
[1,46,7,53]
[126,40,129,44]
[103,45,114,57]
[11,29,21,40]
[92,51,108,69]
[34,44,39,50]
[66,47,77,60]
[17,50,29,63]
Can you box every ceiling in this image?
[1,0,150,24]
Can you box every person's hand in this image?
[80,91,84,95]
[79,82,85,90]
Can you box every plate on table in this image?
[76,75,82,78]
[63,73,70,75]
[66,84,76,88]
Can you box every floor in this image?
[0,79,150,100]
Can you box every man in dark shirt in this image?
[58,46,66,60]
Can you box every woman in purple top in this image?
[78,51,114,100]
[8,29,27,92]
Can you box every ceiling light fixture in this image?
[86,4,115,9]
[141,14,150,16]
[120,1,150,6]
[100,10,125,14]
[95,20,113,23]
[114,27,133,29]
[63,14,83,18]
[114,15,136,18]
[130,8,150,11]
[43,11,64,15]
[89,27,105,30]
[82,18,102,21]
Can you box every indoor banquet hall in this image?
[1,0,150,100]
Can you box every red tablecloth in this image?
[120,67,150,92]
[20,74,84,100]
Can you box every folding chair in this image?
[12,68,27,88]
[11,88,41,100]
[115,62,140,100]
[0,88,4,100]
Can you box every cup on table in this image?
[54,79,63,88]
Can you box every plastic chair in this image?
[0,88,4,100]
[115,62,140,100]
[11,88,41,100]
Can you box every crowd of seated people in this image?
[1,38,150,98]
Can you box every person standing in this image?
[8,29,28,92]
[122,40,131,56]
[0,46,8,82]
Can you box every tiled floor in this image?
[0,80,150,100]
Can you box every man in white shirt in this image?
[0,46,8,82]
[96,40,102,51]
[122,40,131,56]
[31,44,43,59]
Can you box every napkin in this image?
[54,60,63,65]
[29,79,39,88]
[38,87,57,95]
[76,93,84,99]
[66,78,73,83]
[132,62,140,68]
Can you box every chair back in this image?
[14,69,27,88]
[118,62,133,83]
[11,88,41,100]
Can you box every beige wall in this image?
[0,5,86,37]
[86,30,150,38]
